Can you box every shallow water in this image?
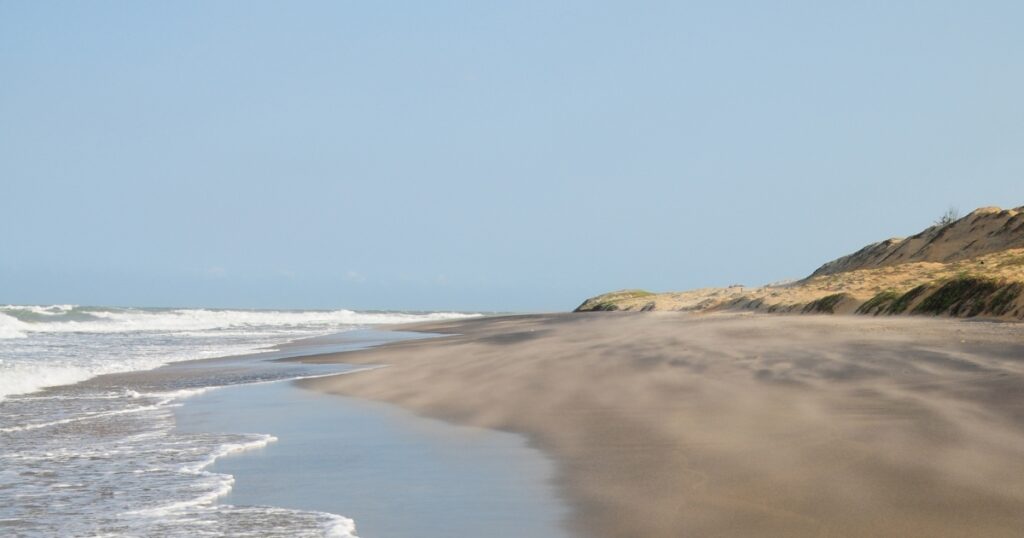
[0,321,459,537]
[176,379,570,537]
[1,319,569,537]
[0,337,375,536]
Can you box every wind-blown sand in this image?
[295,313,1024,537]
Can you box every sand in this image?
[175,377,568,537]
[576,207,1024,318]
[295,312,1024,537]
[577,247,1024,316]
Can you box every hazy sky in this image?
[2,2,1022,311]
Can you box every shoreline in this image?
[295,312,1024,537]
[1,322,507,536]
[106,325,570,536]
[175,373,569,537]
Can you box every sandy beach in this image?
[296,312,1024,537]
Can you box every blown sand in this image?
[297,312,1024,537]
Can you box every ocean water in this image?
[0,305,473,400]
[0,305,476,537]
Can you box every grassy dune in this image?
[577,207,1024,320]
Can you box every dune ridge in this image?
[577,206,1024,320]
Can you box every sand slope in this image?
[577,207,1024,319]
[812,206,1024,276]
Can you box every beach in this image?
[10,2,1024,536]
[4,308,1024,536]
[175,378,568,537]
[296,312,1024,537]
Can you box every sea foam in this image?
[0,305,476,337]
[0,305,476,400]
[0,305,472,536]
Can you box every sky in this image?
[1,2,1022,312]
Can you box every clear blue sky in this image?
[2,2,1022,312]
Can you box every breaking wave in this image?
[0,305,476,339]
[0,305,477,400]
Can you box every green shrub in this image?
[889,285,927,314]
[913,276,1001,316]
[856,290,899,315]
[989,283,1023,316]
[803,293,848,314]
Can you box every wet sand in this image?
[296,312,1024,537]
[175,378,568,537]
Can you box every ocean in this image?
[0,305,478,537]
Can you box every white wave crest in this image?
[0,306,477,336]
[0,312,29,339]
[5,304,77,315]
[0,306,479,399]
[180,434,279,475]
[324,514,359,538]
[0,401,170,434]
[128,433,279,517]
[0,361,104,400]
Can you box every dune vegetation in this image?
[577,206,1024,320]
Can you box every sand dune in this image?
[577,206,1024,320]
[812,206,1024,276]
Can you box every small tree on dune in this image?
[935,206,959,227]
